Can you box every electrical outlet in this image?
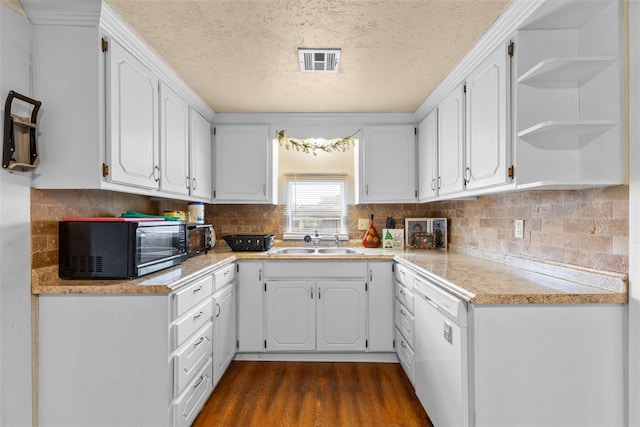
[358,218,369,230]
[514,219,524,239]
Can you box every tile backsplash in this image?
[32,185,629,274]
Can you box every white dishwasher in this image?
[414,276,469,427]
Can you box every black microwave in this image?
[58,220,187,279]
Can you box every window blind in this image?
[284,173,348,235]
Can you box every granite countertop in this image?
[32,243,628,304]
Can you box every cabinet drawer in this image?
[173,358,213,427]
[173,299,213,349]
[174,321,213,395]
[395,282,414,313]
[172,274,213,319]
[395,264,414,289]
[214,263,236,291]
[396,328,415,385]
[395,301,415,349]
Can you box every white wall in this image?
[629,1,640,424]
[0,4,34,426]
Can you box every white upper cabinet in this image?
[159,82,190,195]
[360,125,417,203]
[465,42,511,191]
[418,109,438,201]
[214,124,274,203]
[514,0,622,188]
[30,4,215,200]
[189,108,213,200]
[437,84,465,197]
[107,38,160,190]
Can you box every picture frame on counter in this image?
[405,217,447,249]
[405,218,429,248]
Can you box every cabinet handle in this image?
[216,303,221,318]
[431,178,435,191]
[365,184,369,195]
[400,308,406,316]
[369,269,373,281]
[193,311,204,320]
[464,167,471,183]
[193,375,204,389]
[400,340,407,349]
[318,287,321,299]
[193,285,203,293]
[400,269,406,275]
[185,176,190,189]
[400,289,406,296]
[310,288,313,299]
[153,165,160,182]
[192,178,197,190]
[258,269,262,282]
[438,176,442,189]
[262,184,266,195]
[423,294,438,309]
[193,336,205,348]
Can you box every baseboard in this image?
[233,352,398,363]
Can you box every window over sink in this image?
[283,174,348,239]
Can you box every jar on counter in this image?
[188,202,205,224]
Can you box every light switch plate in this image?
[514,219,524,239]
[358,218,369,230]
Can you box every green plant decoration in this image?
[276,129,358,156]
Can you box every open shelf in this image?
[517,56,616,86]
[518,120,616,144]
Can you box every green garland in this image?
[276,129,358,156]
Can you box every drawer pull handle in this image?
[193,337,205,348]
[310,288,313,299]
[216,303,221,318]
[400,341,407,349]
[193,375,204,389]
[224,270,230,276]
[193,285,203,293]
[193,311,204,320]
[258,269,262,281]
[400,289,406,296]
[400,309,406,315]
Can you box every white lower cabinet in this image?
[396,261,625,426]
[38,263,237,427]
[242,260,393,354]
[213,281,236,385]
[393,264,415,385]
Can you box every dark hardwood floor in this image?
[193,361,433,427]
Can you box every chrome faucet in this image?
[312,230,321,248]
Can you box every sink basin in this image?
[269,247,317,255]
[316,247,363,255]
[269,247,363,255]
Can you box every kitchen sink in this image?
[269,248,317,255]
[269,247,363,255]
[315,247,363,254]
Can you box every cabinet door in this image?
[213,283,236,386]
[368,262,394,352]
[361,125,417,203]
[237,261,264,352]
[189,108,213,200]
[214,125,271,202]
[465,43,510,191]
[438,84,465,196]
[107,39,159,189]
[160,82,190,195]
[418,109,438,201]
[265,281,316,351]
[316,281,367,352]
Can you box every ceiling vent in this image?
[298,48,341,73]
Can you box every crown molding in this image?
[413,0,545,122]
[213,112,416,125]
[20,0,101,26]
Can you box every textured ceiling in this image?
[105,0,510,113]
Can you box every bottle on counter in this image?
[362,214,381,248]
